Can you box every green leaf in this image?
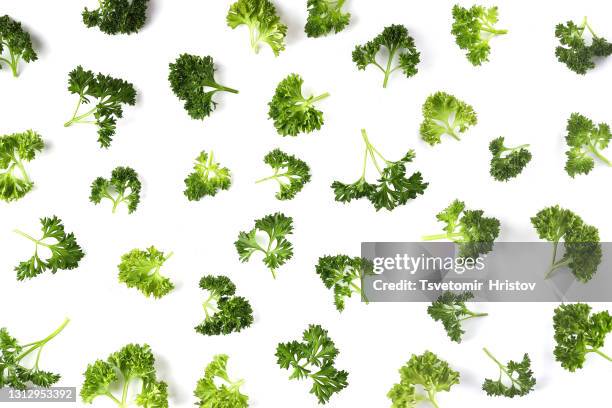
[268,73,329,136]
[184,151,232,201]
[553,303,612,371]
[305,0,350,38]
[256,148,311,200]
[555,18,612,74]
[420,91,477,146]
[65,66,136,148]
[195,275,254,336]
[0,130,44,202]
[14,216,85,280]
[564,113,612,177]
[0,15,38,77]
[451,5,508,66]
[90,166,142,213]
[227,0,287,56]
[352,24,420,88]
[168,54,238,121]
[489,136,532,181]
[482,348,536,398]
[388,351,459,407]
[82,0,149,35]
[234,212,294,278]
[81,343,168,407]
[427,291,487,343]
[194,354,248,408]
[118,246,175,298]
[315,255,373,312]
[275,324,348,404]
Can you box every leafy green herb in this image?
[227,0,287,56]
[482,348,536,398]
[564,113,611,177]
[0,15,37,77]
[305,0,350,38]
[268,73,329,136]
[235,212,294,278]
[256,148,311,200]
[118,246,175,299]
[194,354,248,408]
[427,291,487,343]
[64,66,137,148]
[420,91,478,146]
[555,17,612,75]
[195,275,254,336]
[315,255,372,312]
[168,54,238,121]
[489,136,531,181]
[331,129,427,211]
[0,318,69,390]
[184,151,232,201]
[82,0,149,35]
[531,205,601,282]
[81,343,168,407]
[0,130,44,202]
[553,303,612,372]
[451,5,508,66]
[388,351,460,408]
[13,216,85,280]
[352,24,420,88]
[422,199,500,259]
[90,166,141,214]
[276,324,348,404]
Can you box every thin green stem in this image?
[215,84,239,94]
[309,92,330,104]
[13,229,52,248]
[422,232,464,241]
[120,375,130,406]
[104,392,121,406]
[426,389,440,408]
[589,145,612,166]
[13,157,31,184]
[588,348,612,362]
[64,105,97,127]
[16,318,70,361]
[382,47,397,88]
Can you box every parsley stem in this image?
[588,348,612,362]
[483,347,525,390]
[309,92,330,104]
[64,105,97,127]
[16,318,70,361]
[588,145,612,166]
[13,229,52,248]
[382,46,397,88]
[426,389,440,408]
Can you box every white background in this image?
[1,0,612,407]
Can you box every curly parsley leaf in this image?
[168,54,238,121]
[489,136,532,181]
[553,303,612,372]
[276,324,348,404]
[352,24,420,88]
[81,343,168,407]
[420,91,478,146]
[268,73,329,136]
[195,275,254,336]
[118,246,175,299]
[256,148,311,200]
[227,0,287,56]
[427,291,487,343]
[0,15,37,77]
[235,212,294,278]
[482,348,536,398]
[331,129,427,211]
[0,130,44,202]
[315,255,373,312]
[82,0,149,35]
[194,354,248,408]
[64,66,137,148]
[388,351,460,408]
[184,150,232,201]
[305,0,350,38]
[13,216,85,280]
[531,205,601,282]
[564,113,612,177]
[0,318,69,390]
[422,199,500,259]
[555,17,612,75]
[451,5,508,66]
[90,166,141,214]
